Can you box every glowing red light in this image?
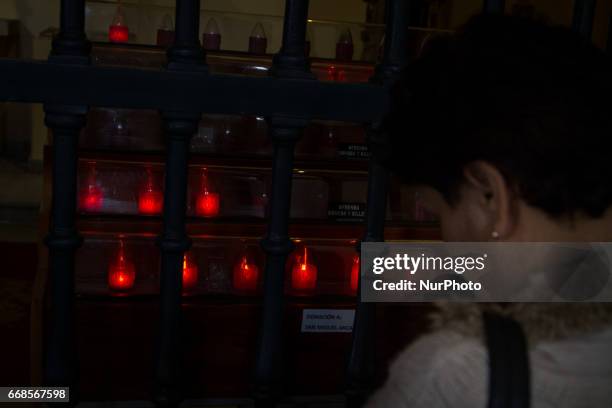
[196,192,220,217]
[108,241,136,292]
[327,65,346,82]
[139,189,163,215]
[291,246,318,291]
[138,169,163,215]
[233,255,259,292]
[109,5,129,43]
[350,255,360,293]
[81,185,104,211]
[182,252,198,291]
[109,25,129,43]
[79,163,103,212]
[195,168,220,217]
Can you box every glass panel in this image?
[81,108,369,162]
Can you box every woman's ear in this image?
[462,161,516,239]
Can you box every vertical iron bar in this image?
[167,0,206,71]
[572,0,597,39]
[255,117,307,407]
[372,0,410,82]
[44,105,87,394]
[254,5,313,405]
[271,0,313,78]
[43,0,89,404]
[154,1,205,406]
[154,112,199,407]
[483,0,505,14]
[345,128,389,408]
[50,0,91,62]
[346,0,409,406]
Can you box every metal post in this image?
[254,2,313,404]
[154,1,205,406]
[43,1,89,404]
[345,124,390,407]
[254,117,308,407]
[346,0,409,406]
[572,0,597,39]
[372,0,410,82]
[154,111,199,407]
[271,0,313,78]
[43,105,87,398]
[483,0,505,14]
[49,0,91,63]
[167,0,206,71]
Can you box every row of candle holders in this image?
[107,5,356,60]
[101,240,359,296]
[78,161,438,222]
[80,163,221,217]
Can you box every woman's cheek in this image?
[440,203,490,242]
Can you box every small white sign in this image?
[301,309,355,333]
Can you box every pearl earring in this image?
[491,231,500,239]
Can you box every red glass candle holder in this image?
[80,184,104,212]
[79,162,103,212]
[204,33,221,51]
[203,18,221,51]
[248,22,267,54]
[291,246,318,291]
[157,29,175,47]
[157,13,175,47]
[327,65,346,82]
[350,254,360,293]
[182,252,198,291]
[249,37,267,54]
[195,168,220,217]
[335,42,353,61]
[196,191,220,217]
[108,241,136,292]
[335,28,353,61]
[233,255,260,292]
[109,5,129,43]
[109,25,129,43]
[139,189,163,215]
[138,168,163,215]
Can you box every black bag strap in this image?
[483,311,531,408]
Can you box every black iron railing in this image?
[0,0,600,406]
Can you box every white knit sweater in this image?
[366,310,612,408]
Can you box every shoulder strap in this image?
[483,311,531,408]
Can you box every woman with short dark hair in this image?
[367,14,612,408]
